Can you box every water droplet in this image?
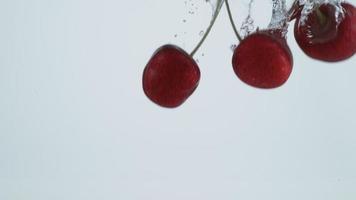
[230,44,237,51]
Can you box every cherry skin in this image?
[294,3,356,62]
[232,30,293,89]
[142,45,200,108]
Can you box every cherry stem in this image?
[315,8,327,25]
[225,0,243,42]
[190,0,298,57]
[287,0,301,21]
[190,1,224,57]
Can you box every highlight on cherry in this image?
[142,0,356,108]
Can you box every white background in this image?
[0,0,356,199]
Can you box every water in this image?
[298,0,345,25]
[182,0,346,43]
[238,0,345,40]
[197,0,290,39]
[239,0,290,39]
[268,0,289,38]
[240,0,256,38]
[268,0,288,28]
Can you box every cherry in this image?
[142,2,223,108]
[143,0,356,108]
[232,30,293,89]
[142,45,200,108]
[294,3,356,62]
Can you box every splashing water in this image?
[268,0,289,38]
[199,0,344,41]
[240,0,256,38]
[296,0,345,44]
[298,0,345,25]
[268,0,288,29]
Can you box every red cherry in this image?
[294,3,356,62]
[142,45,200,108]
[232,31,293,89]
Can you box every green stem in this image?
[225,0,243,41]
[190,1,224,57]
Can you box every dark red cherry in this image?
[142,45,200,108]
[232,30,293,89]
[294,3,356,62]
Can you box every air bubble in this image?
[230,44,237,51]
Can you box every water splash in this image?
[298,0,345,25]
[296,0,345,44]
[268,0,289,38]
[240,0,256,38]
[268,0,288,29]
